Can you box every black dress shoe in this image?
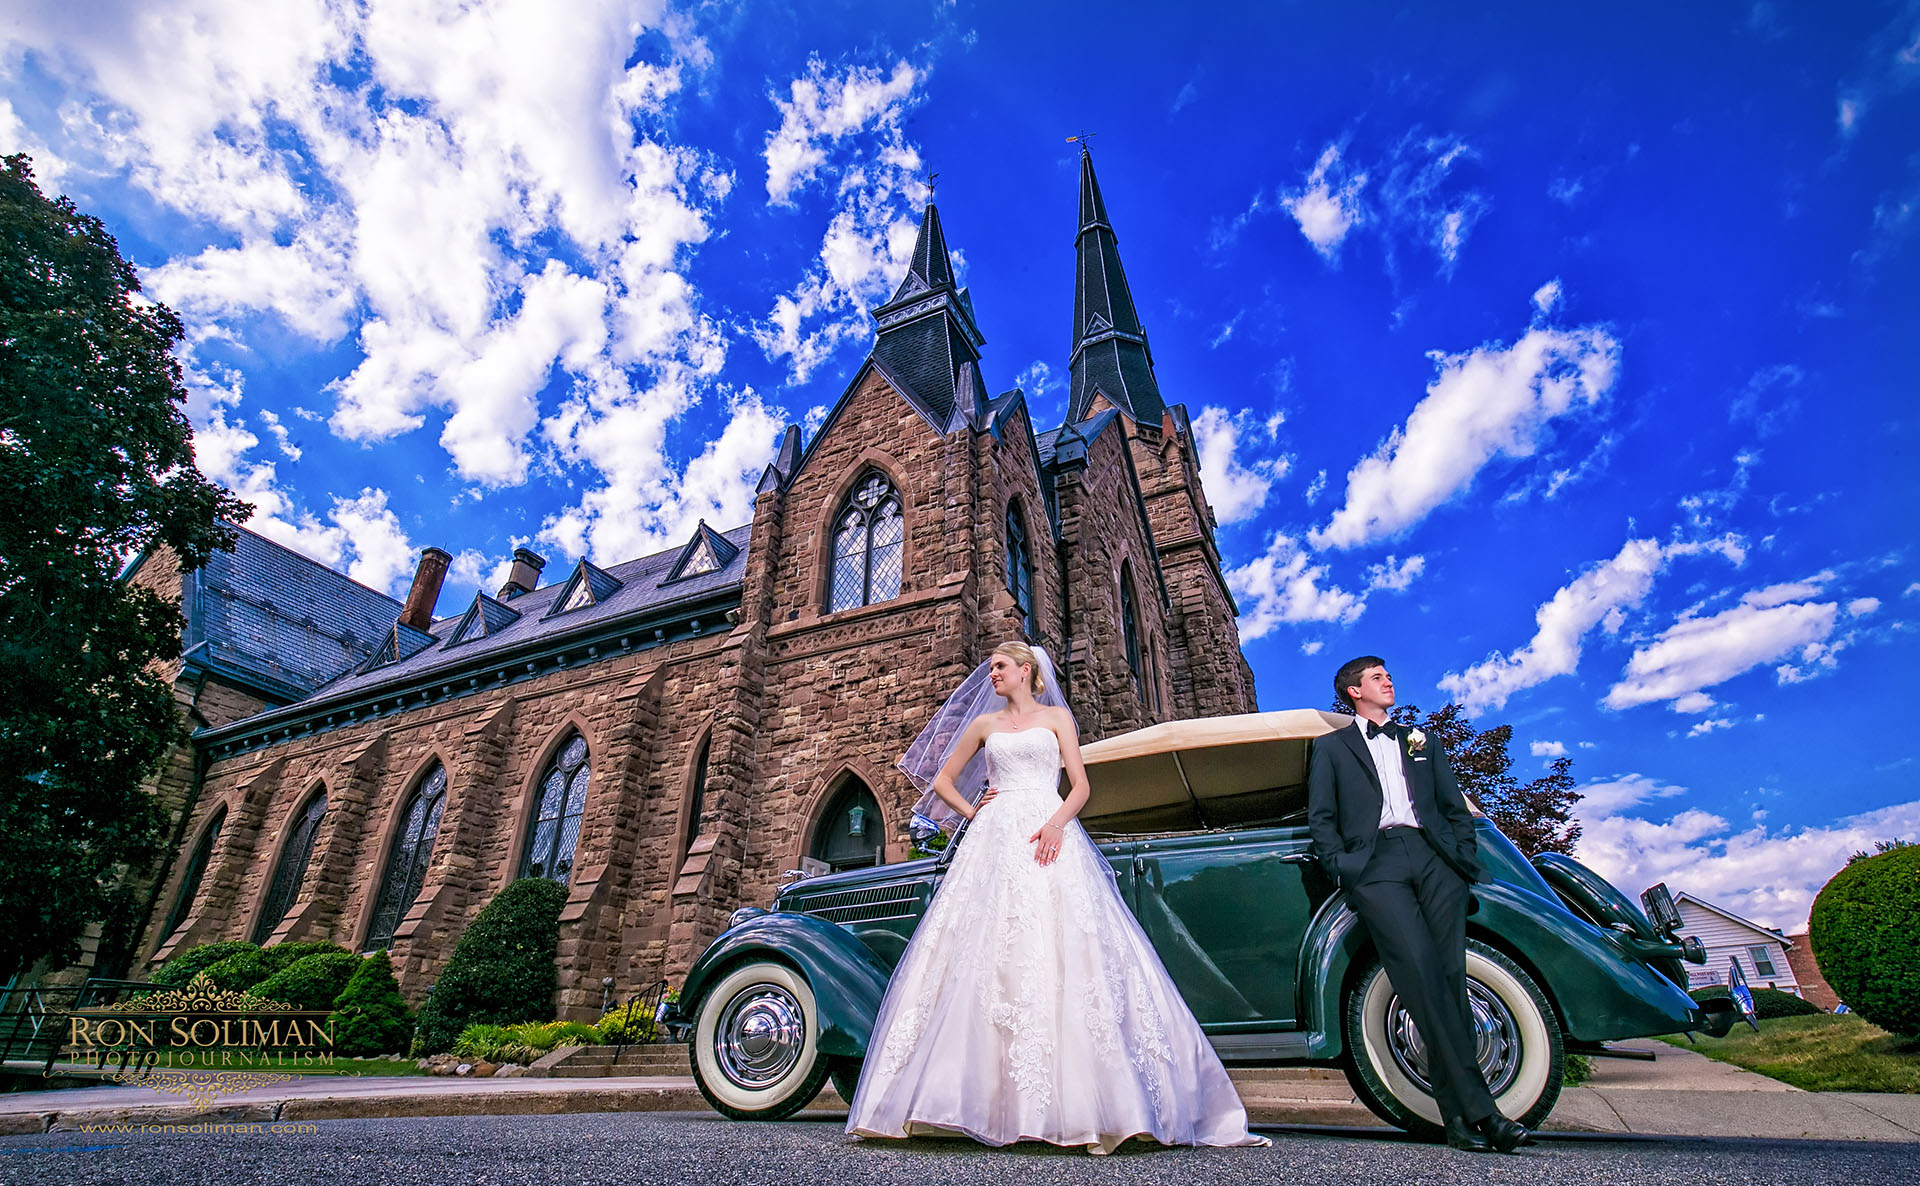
[1477,1113,1529,1154]
[1443,1117,1493,1152]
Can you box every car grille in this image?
[790,883,923,926]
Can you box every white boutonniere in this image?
[1405,728,1427,755]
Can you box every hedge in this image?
[1690,985,1823,1020]
[253,951,362,1011]
[152,940,260,988]
[1810,844,1920,1036]
[412,877,567,1054]
[331,949,414,1058]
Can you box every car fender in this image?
[677,911,892,1059]
[1464,882,1702,1042]
[1295,881,1704,1057]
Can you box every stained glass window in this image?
[161,807,224,943]
[365,764,448,950]
[828,471,904,612]
[685,736,709,857]
[1120,562,1144,705]
[1005,504,1034,632]
[520,733,591,884]
[253,791,327,943]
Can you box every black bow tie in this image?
[1365,720,1394,741]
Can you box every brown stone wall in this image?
[141,631,740,1016]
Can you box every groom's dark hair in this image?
[1334,655,1386,712]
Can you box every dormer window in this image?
[662,522,740,586]
[446,593,521,647]
[545,559,623,618]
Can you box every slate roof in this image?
[176,525,403,702]
[1068,149,1166,426]
[295,524,752,707]
[868,203,987,431]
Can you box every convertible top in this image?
[1079,708,1353,832]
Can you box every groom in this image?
[1306,656,1528,1154]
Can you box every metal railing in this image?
[599,979,673,1045]
[1,978,160,1070]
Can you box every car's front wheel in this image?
[1343,939,1564,1138]
[689,960,832,1120]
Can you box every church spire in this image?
[869,202,987,429]
[1067,148,1165,426]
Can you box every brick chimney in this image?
[498,547,547,600]
[399,547,452,632]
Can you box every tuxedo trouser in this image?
[1346,828,1496,1127]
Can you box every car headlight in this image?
[729,906,768,929]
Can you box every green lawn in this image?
[1660,1014,1920,1093]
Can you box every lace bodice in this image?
[984,727,1062,792]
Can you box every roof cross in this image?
[921,163,939,198]
[1067,130,1097,152]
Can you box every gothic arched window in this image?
[520,733,590,884]
[365,763,448,950]
[1120,561,1144,704]
[810,778,884,873]
[685,734,710,858]
[253,791,327,943]
[828,471,904,612]
[1005,503,1034,632]
[161,807,224,943]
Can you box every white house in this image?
[1674,892,1802,997]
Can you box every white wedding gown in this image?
[846,727,1264,1153]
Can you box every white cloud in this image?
[7,0,740,567]
[1282,144,1367,259]
[1688,717,1734,737]
[1576,773,1687,817]
[1313,319,1621,549]
[753,58,928,384]
[1578,796,1920,933]
[762,57,918,205]
[1606,579,1843,710]
[1531,279,1563,316]
[1530,740,1567,758]
[1671,691,1717,714]
[1192,406,1290,526]
[1377,133,1487,275]
[541,385,782,565]
[1301,640,1324,656]
[1438,534,1745,713]
[1226,532,1364,641]
[1364,554,1425,593]
[1847,597,1881,616]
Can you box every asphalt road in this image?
[1,1111,1915,1186]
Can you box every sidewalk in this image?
[2,1041,1915,1142]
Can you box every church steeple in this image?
[1068,148,1165,426]
[869,202,987,429]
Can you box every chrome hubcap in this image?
[714,984,805,1090]
[1384,977,1522,1097]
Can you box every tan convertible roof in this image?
[1079,709,1353,830]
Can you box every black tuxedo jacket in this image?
[1306,722,1480,887]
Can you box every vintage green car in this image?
[669,709,1732,1136]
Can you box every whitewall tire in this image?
[1343,939,1564,1137]
[689,960,832,1120]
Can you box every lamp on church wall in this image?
[847,805,867,839]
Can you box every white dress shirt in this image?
[1353,716,1421,830]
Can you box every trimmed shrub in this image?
[331,949,414,1058]
[1690,985,1823,1020]
[201,948,277,993]
[452,1024,540,1066]
[253,951,362,1011]
[413,877,568,1054]
[152,940,260,988]
[596,1008,659,1045]
[1810,844,1920,1036]
[261,940,351,976]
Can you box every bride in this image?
[845,641,1266,1153]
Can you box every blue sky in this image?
[4,1,1915,933]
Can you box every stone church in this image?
[122,150,1258,1017]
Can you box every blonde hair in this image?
[992,641,1046,696]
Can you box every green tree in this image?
[1331,699,1584,856]
[0,154,250,979]
[1810,844,1920,1037]
[331,949,414,1057]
